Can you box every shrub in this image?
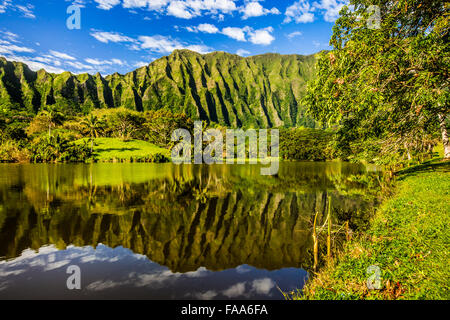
[280,128,336,161]
[151,152,170,163]
[29,134,92,163]
[0,140,30,162]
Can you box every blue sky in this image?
[0,0,347,75]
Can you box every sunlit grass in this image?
[77,138,170,161]
[292,158,450,300]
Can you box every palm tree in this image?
[81,114,103,152]
[41,105,64,138]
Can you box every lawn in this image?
[77,138,171,161]
[290,158,450,300]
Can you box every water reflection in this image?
[0,244,305,299]
[0,162,381,299]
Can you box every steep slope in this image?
[0,50,318,128]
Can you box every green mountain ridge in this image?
[0,50,318,128]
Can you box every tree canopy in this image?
[305,0,449,162]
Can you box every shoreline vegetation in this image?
[282,0,449,301]
[0,104,341,164]
[286,155,449,300]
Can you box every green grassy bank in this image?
[77,138,171,162]
[291,159,450,300]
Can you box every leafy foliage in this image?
[305,0,449,163]
[30,134,91,163]
[143,109,194,148]
[280,128,336,161]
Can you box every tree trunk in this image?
[404,142,412,160]
[438,113,450,159]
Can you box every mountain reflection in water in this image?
[0,162,381,299]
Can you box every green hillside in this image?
[0,50,318,128]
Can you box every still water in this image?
[0,162,381,299]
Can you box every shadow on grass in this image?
[95,148,140,153]
[396,159,450,181]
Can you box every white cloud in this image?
[236,49,250,56]
[123,0,170,10]
[0,0,11,14]
[111,58,125,65]
[90,29,211,54]
[66,61,95,70]
[90,30,135,43]
[138,35,211,54]
[314,0,347,22]
[211,25,276,45]
[222,27,248,42]
[118,0,238,19]
[87,280,123,291]
[16,4,35,18]
[0,30,19,42]
[33,56,62,66]
[139,35,182,52]
[223,282,246,298]
[284,0,315,23]
[251,278,275,295]
[248,27,275,45]
[184,44,211,54]
[94,0,121,10]
[85,58,126,66]
[0,54,65,74]
[0,43,34,54]
[197,23,220,34]
[194,290,218,300]
[167,1,194,18]
[49,50,76,61]
[0,1,35,18]
[186,23,221,34]
[240,1,280,19]
[66,0,87,8]
[134,60,152,68]
[285,0,347,23]
[287,31,302,39]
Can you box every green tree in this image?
[143,110,194,148]
[305,0,449,162]
[103,108,145,141]
[41,105,65,138]
[81,114,104,152]
[30,134,91,163]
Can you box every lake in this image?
[0,162,381,299]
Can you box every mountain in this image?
[0,50,318,128]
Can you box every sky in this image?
[0,0,348,75]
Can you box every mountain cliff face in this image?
[0,50,317,128]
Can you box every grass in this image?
[77,138,170,161]
[290,158,450,300]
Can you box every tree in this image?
[143,110,194,148]
[305,0,449,162]
[30,134,91,163]
[100,108,145,141]
[81,114,104,152]
[41,105,65,138]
